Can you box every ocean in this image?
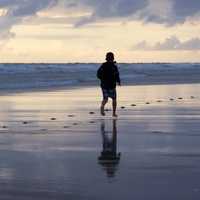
[0,63,200,91]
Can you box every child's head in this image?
[106,52,114,62]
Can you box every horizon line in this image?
[0,62,200,64]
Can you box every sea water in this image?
[0,63,200,90]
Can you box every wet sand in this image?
[1,84,200,199]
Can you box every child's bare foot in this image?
[113,113,118,117]
[101,107,105,116]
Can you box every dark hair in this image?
[106,52,114,61]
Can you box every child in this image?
[97,52,121,117]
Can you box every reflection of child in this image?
[97,52,121,117]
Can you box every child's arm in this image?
[115,66,121,86]
[97,66,103,80]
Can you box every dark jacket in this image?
[97,62,121,89]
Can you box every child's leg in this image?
[112,99,117,117]
[101,98,108,116]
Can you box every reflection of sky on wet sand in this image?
[0,84,200,199]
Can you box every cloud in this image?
[85,0,147,18]
[139,0,174,24]
[173,0,200,23]
[0,0,200,30]
[0,0,200,40]
[139,0,200,25]
[0,0,57,18]
[0,29,15,48]
[68,0,200,26]
[0,0,57,41]
[72,0,149,26]
[7,0,57,17]
[0,10,16,47]
[133,36,200,51]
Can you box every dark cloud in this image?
[0,0,200,39]
[86,0,148,18]
[73,0,148,26]
[173,0,200,23]
[69,0,200,26]
[133,36,200,51]
[0,0,57,18]
[0,0,200,29]
[0,0,57,40]
[7,0,57,17]
[0,0,19,7]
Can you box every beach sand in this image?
[0,84,200,199]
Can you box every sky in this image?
[0,0,200,63]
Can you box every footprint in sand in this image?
[51,118,56,121]
[146,102,150,105]
[157,100,163,103]
[152,131,166,134]
[170,98,174,101]
[178,97,183,100]
[131,104,136,107]
[89,112,95,115]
